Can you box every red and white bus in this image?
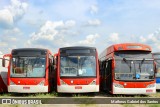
[99,43,156,94]
[54,46,99,93]
[2,48,54,93]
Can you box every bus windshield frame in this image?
[114,51,155,81]
[60,55,96,78]
[10,56,46,78]
[60,49,97,78]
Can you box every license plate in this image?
[23,87,30,89]
[146,89,153,92]
[75,86,82,89]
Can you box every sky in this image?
[0,0,160,54]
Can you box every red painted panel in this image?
[113,80,155,88]
[60,78,95,85]
[10,78,45,85]
[106,43,151,55]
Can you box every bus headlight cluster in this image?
[89,80,96,85]
[113,83,124,88]
[38,80,45,86]
[60,80,67,85]
[147,84,155,88]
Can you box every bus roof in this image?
[99,43,152,60]
[60,46,96,50]
[12,48,49,51]
[106,43,151,53]
[11,48,52,55]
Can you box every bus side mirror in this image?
[2,58,5,67]
[2,58,9,68]
[2,54,10,68]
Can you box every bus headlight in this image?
[147,84,155,88]
[38,80,45,86]
[89,80,96,85]
[113,83,124,88]
[60,80,67,85]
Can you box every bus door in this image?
[102,61,107,90]
[105,59,112,92]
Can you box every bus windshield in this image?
[60,56,96,77]
[114,51,154,81]
[10,57,46,78]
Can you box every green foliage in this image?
[123,104,134,107]
[0,93,12,97]
[72,93,89,98]
[0,91,58,98]
[27,91,58,98]
[148,104,160,107]
[123,104,160,107]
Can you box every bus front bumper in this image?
[57,85,99,93]
[113,85,156,94]
[8,85,48,93]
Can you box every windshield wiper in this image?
[139,58,145,73]
[123,58,132,72]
